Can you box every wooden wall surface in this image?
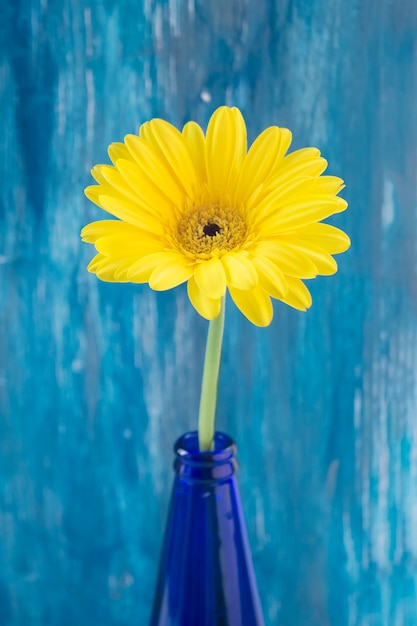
[1,1,417,624]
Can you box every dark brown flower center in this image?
[203,223,222,237]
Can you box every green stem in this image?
[198,297,226,451]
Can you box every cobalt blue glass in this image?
[150,431,264,626]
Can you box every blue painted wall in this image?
[1,1,417,624]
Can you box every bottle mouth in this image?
[173,431,237,481]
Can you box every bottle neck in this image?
[174,431,237,482]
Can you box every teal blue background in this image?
[1,1,417,624]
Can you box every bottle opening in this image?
[173,431,237,481]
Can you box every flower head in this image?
[82,106,349,326]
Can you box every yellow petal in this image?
[259,196,348,233]
[250,241,318,278]
[87,254,130,282]
[85,183,113,206]
[288,223,351,254]
[229,285,273,327]
[81,220,141,243]
[115,158,177,220]
[235,126,292,204]
[187,276,221,320]
[91,165,108,185]
[149,260,194,291]
[84,224,165,283]
[87,172,171,226]
[126,251,176,282]
[145,119,198,199]
[312,175,345,195]
[124,134,187,207]
[276,129,292,160]
[108,142,131,164]
[95,234,162,257]
[251,255,289,299]
[283,241,338,275]
[96,262,126,282]
[278,277,312,310]
[255,176,345,222]
[114,258,146,281]
[220,252,258,290]
[95,165,145,205]
[206,106,247,197]
[87,253,106,273]
[262,149,328,196]
[278,147,326,174]
[182,121,207,185]
[85,185,166,232]
[97,194,165,234]
[251,176,314,220]
[194,257,226,299]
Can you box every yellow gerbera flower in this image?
[81,106,350,326]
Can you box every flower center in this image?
[203,223,221,237]
[175,204,248,257]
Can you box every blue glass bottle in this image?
[150,431,264,626]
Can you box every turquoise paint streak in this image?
[1,0,417,624]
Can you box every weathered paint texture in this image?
[1,1,417,624]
